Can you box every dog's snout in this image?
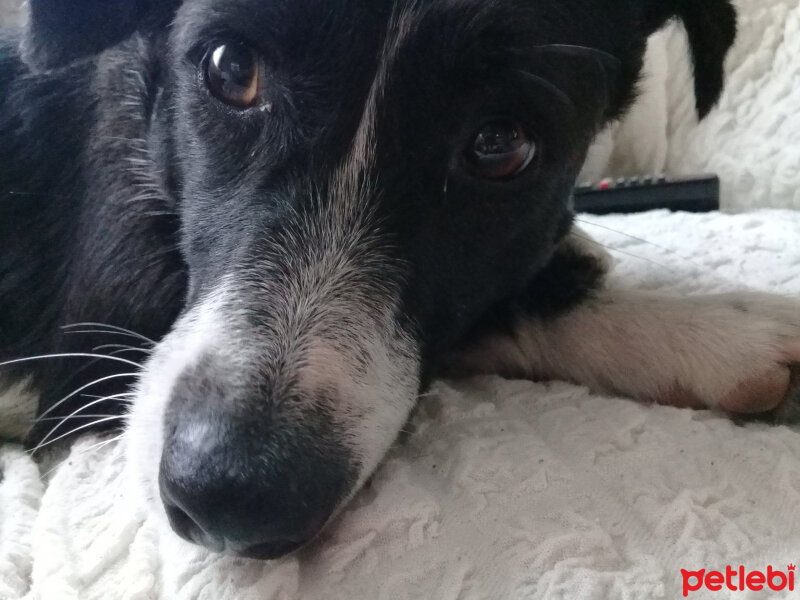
[158,464,320,559]
[158,377,356,560]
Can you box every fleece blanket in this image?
[2,210,800,600]
[2,0,800,598]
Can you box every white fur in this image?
[0,378,38,441]
[124,284,235,512]
[448,285,800,412]
[339,2,420,200]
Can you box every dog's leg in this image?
[448,233,800,415]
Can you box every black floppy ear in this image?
[22,0,174,69]
[637,0,737,118]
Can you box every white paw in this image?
[663,293,800,417]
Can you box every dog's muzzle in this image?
[157,359,355,560]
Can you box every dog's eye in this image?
[465,120,536,179]
[205,42,260,108]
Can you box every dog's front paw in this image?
[715,361,800,417]
[676,294,800,419]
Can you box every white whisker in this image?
[575,217,710,273]
[31,415,125,455]
[39,393,133,423]
[35,372,138,425]
[0,353,142,370]
[80,392,136,401]
[35,414,127,422]
[109,347,151,358]
[64,329,156,347]
[61,322,156,345]
[33,396,133,452]
[572,232,680,274]
[92,343,152,356]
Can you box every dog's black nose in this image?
[158,387,354,559]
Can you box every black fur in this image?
[1,34,186,439]
[637,0,737,117]
[21,0,181,69]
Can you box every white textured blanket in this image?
[2,210,799,600]
[2,0,800,598]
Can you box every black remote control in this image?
[572,174,720,215]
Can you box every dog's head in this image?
[24,0,735,559]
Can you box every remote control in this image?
[572,174,720,215]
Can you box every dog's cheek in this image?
[334,324,420,492]
[293,324,420,489]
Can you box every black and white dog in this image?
[1,0,799,561]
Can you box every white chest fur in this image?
[0,378,38,441]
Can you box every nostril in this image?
[164,500,197,540]
[162,496,226,553]
[159,467,221,551]
[161,494,309,559]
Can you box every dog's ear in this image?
[637,0,737,118]
[22,0,179,69]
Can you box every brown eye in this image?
[205,42,260,108]
[466,119,536,179]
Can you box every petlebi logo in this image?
[681,564,796,597]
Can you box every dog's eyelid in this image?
[522,45,621,114]
[185,42,209,67]
[529,44,622,72]
[512,70,576,116]
[185,29,272,66]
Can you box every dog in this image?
[1,0,799,561]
